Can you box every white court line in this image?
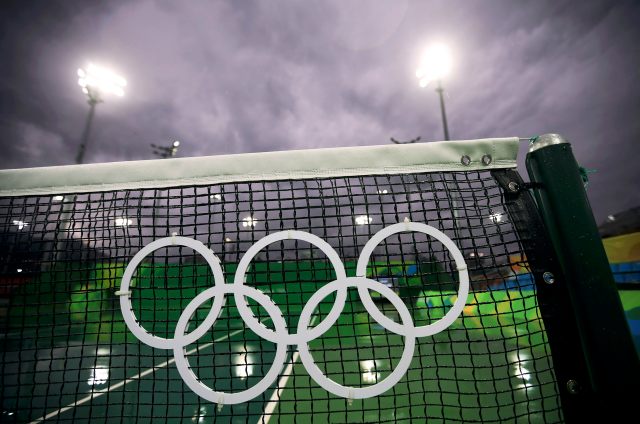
[260,316,318,424]
[29,328,244,424]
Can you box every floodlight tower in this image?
[416,44,452,140]
[75,63,127,164]
[415,44,463,227]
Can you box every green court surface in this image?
[1,262,563,423]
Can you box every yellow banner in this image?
[603,232,640,264]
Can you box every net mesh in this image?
[0,170,563,423]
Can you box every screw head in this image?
[481,154,492,165]
[566,379,580,394]
[507,181,520,192]
[460,155,471,166]
[543,272,555,284]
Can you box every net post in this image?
[491,168,590,422]
[525,134,638,416]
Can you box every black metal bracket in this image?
[491,169,594,422]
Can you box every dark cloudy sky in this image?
[1,0,638,222]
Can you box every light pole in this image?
[75,63,126,164]
[434,80,450,141]
[415,43,464,233]
[416,43,452,141]
[75,89,101,165]
[56,64,126,262]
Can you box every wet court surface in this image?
[2,287,562,423]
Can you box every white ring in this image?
[355,222,469,338]
[119,224,469,405]
[173,284,288,405]
[297,277,416,399]
[119,236,226,350]
[233,230,347,345]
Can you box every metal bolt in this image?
[460,155,471,166]
[543,272,555,284]
[481,154,492,165]
[566,379,580,394]
[507,181,520,192]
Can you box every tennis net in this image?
[0,138,565,422]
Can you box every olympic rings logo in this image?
[118,221,469,405]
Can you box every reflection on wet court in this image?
[1,261,562,423]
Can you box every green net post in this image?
[525,134,639,415]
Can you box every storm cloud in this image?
[1,0,639,222]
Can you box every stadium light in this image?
[78,63,126,97]
[12,220,28,230]
[87,366,109,386]
[489,212,503,223]
[233,347,254,380]
[510,351,533,390]
[75,63,127,164]
[416,43,452,140]
[151,140,181,158]
[361,360,379,384]
[242,216,258,228]
[355,215,373,225]
[416,44,452,87]
[114,217,133,227]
